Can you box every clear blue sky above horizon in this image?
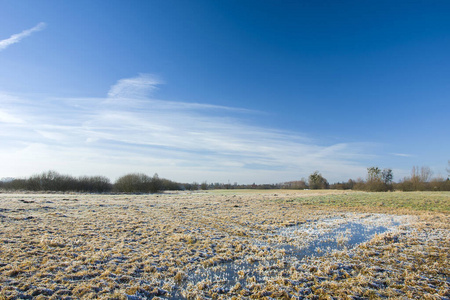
[1,0,449,183]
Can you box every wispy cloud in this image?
[0,22,46,51]
[0,74,375,183]
[391,153,414,158]
[105,75,256,113]
[107,74,162,99]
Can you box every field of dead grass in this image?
[0,190,448,299]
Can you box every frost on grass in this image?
[0,191,448,299]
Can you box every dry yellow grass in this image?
[0,190,448,299]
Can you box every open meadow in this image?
[0,190,449,299]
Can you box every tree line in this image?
[1,162,449,193]
[330,164,450,192]
[0,170,182,193]
[282,162,450,192]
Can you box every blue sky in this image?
[0,1,449,183]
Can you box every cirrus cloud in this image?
[0,22,46,51]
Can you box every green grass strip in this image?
[289,191,450,212]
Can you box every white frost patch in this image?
[278,213,415,243]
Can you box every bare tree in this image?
[367,167,381,182]
[366,167,392,191]
[420,166,433,182]
[411,166,433,183]
[447,160,450,179]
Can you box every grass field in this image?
[0,190,448,299]
[208,189,450,212]
[285,191,450,212]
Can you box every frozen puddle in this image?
[171,214,413,298]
